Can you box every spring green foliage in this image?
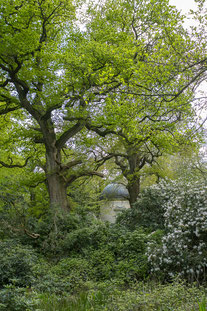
[1,0,207,309]
[0,0,204,208]
[80,0,202,204]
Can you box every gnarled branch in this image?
[0,156,31,168]
[66,170,104,186]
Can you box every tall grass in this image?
[36,282,207,311]
[197,297,207,311]
[37,291,106,311]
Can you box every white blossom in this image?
[147,178,207,282]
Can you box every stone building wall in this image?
[100,199,130,223]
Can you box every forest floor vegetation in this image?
[0,178,207,310]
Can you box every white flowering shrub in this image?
[147,178,207,282]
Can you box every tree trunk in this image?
[37,117,70,211]
[29,189,36,206]
[47,172,69,211]
[45,149,70,211]
[127,178,140,207]
[127,150,141,207]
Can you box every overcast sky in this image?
[169,0,197,13]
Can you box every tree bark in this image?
[126,149,142,207]
[127,177,140,207]
[39,117,70,211]
[45,149,70,211]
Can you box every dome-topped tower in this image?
[100,183,129,200]
[100,183,130,223]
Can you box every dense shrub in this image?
[0,285,38,311]
[60,221,109,255]
[33,257,92,294]
[33,222,150,288]
[0,240,38,288]
[117,186,166,231]
[85,225,149,283]
[147,178,207,282]
[14,209,96,257]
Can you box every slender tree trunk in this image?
[127,178,140,207]
[127,149,141,207]
[29,189,36,207]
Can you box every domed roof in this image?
[100,183,129,200]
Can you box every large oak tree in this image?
[0,0,204,210]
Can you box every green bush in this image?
[110,228,149,282]
[60,222,109,255]
[34,223,150,287]
[15,208,95,257]
[105,280,207,311]
[33,257,92,294]
[0,285,38,311]
[117,186,166,231]
[89,248,115,281]
[84,225,149,283]
[0,240,38,288]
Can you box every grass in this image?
[197,297,207,311]
[36,281,207,311]
[36,291,107,311]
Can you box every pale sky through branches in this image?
[170,0,207,129]
[169,0,197,13]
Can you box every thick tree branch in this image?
[115,155,129,177]
[0,102,20,115]
[85,121,132,144]
[41,102,64,120]
[56,121,85,150]
[61,159,82,171]
[66,170,104,186]
[14,82,42,120]
[29,179,46,188]
[0,156,31,168]
[95,154,114,169]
